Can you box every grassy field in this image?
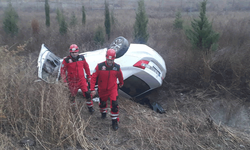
[0,0,250,149]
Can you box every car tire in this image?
[109,36,129,58]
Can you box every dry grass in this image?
[0,44,250,149]
[0,2,250,149]
[0,45,96,149]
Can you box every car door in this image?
[37,44,62,83]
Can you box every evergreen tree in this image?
[110,9,116,27]
[94,26,105,46]
[56,8,62,24]
[133,0,149,44]
[3,2,19,36]
[173,10,183,30]
[45,0,50,27]
[82,6,86,25]
[104,1,111,40]
[59,14,67,35]
[185,0,219,52]
[70,12,77,27]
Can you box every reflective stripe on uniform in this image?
[111,114,119,117]
[100,108,107,113]
[111,117,118,120]
[111,113,119,120]
[86,101,93,107]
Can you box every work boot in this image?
[88,107,95,114]
[101,113,106,119]
[112,119,118,131]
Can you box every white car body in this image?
[37,37,167,99]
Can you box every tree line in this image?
[3,0,218,53]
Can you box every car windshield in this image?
[120,75,150,97]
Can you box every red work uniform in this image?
[60,55,93,107]
[90,61,124,121]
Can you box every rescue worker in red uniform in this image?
[60,44,94,113]
[90,49,124,131]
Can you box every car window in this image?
[41,53,61,83]
[120,75,150,97]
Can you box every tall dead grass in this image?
[0,46,98,149]
[119,97,250,150]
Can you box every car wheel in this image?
[109,36,129,58]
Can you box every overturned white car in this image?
[37,36,167,100]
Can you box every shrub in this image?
[133,0,149,44]
[185,0,219,53]
[59,15,68,35]
[82,6,86,25]
[56,8,62,24]
[3,3,19,36]
[173,10,183,30]
[111,9,116,26]
[94,26,105,46]
[45,0,50,27]
[31,19,39,34]
[70,12,77,27]
[104,1,111,40]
